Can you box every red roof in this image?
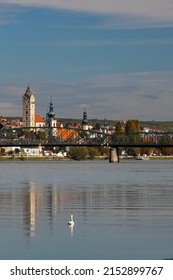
[35,114,45,123]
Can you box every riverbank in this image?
[0,155,173,161]
[148,156,173,160]
[122,156,173,160]
[0,156,70,161]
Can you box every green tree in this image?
[88,147,97,160]
[114,122,124,155]
[126,147,140,157]
[68,147,88,160]
[125,120,141,157]
[115,122,123,132]
[125,120,140,132]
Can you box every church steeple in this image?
[47,98,55,119]
[22,85,35,127]
[46,98,56,129]
[82,108,89,130]
[82,108,88,125]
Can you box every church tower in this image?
[46,99,56,128]
[23,86,35,127]
[45,98,57,138]
[82,108,89,130]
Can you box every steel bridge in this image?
[0,127,173,148]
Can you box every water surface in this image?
[0,160,173,259]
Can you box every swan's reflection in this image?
[69,224,74,237]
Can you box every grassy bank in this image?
[148,156,173,160]
[0,155,173,161]
[0,156,70,161]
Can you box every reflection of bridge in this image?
[1,127,173,162]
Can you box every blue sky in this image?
[0,1,173,121]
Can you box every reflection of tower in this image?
[23,183,43,237]
[23,85,35,127]
[47,185,57,221]
[82,108,88,130]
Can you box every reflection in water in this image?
[68,215,75,237]
[1,180,173,239]
[69,224,74,237]
[23,183,41,237]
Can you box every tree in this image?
[115,122,123,132]
[88,148,97,160]
[125,120,141,157]
[14,148,20,155]
[0,148,5,155]
[125,120,140,132]
[68,147,88,160]
[126,147,140,157]
[114,122,124,155]
[36,131,47,141]
[161,147,173,155]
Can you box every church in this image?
[22,85,90,130]
[22,85,61,129]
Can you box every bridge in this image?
[0,127,173,147]
[0,127,111,147]
[0,127,173,162]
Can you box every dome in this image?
[47,101,55,119]
[82,109,88,125]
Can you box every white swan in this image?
[68,215,74,226]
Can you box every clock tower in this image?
[23,86,35,127]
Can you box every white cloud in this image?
[1,71,173,120]
[2,0,173,23]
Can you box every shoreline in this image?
[0,156,71,161]
[0,155,173,161]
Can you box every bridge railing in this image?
[1,127,173,147]
[111,132,173,147]
[0,127,111,147]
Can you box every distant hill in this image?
[3,117,173,131]
[139,121,173,131]
[58,118,173,131]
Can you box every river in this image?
[0,159,173,260]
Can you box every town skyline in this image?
[0,1,173,121]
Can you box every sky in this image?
[0,1,173,121]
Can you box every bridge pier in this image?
[109,147,119,163]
